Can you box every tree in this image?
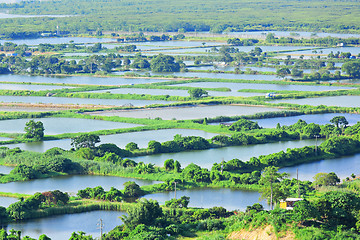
[276,67,291,78]
[150,54,180,72]
[24,120,44,140]
[71,134,100,150]
[123,181,143,198]
[188,88,208,98]
[313,172,340,188]
[164,159,174,171]
[147,140,161,153]
[330,116,348,130]
[259,166,289,210]
[229,119,261,131]
[341,61,360,78]
[121,199,162,229]
[125,142,139,151]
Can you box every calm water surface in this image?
[0,74,167,85]
[6,129,219,151]
[0,37,116,45]
[0,84,75,91]
[0,165,14,174]
[0,118,141,134]
[89,87,262,97]
[279,153,360,181]
[171,72,281,80]
[0,95,172,107]
[172,82,353,92]
[0,196,18,208]
[133,139,323,169]
[144,188,269,211]
[89,105,282,120]
[254,113,360,128]
[2,210,125,240]
[271,96,360,108]
[0,175,159,195]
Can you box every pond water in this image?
[88,87,263,98]
[89,105,282,120]
[0,84,75,91]
[0,137,12,141]
[144,188,269,211]
[254,113,360,128]
[0,196,18,208]
[171,71,282,80]
[291,47,360,56]
[0,37,116,46]
[0,175,159,195]
[225,31,360,39]
[135,41,224,48]
[0,74,167,85]
[2,210,125,240]
[234,45,315,53]
[0,95,172,107]
[0,12,71,19]
[172,82,353,92]
[133,139,323,169]
[6,129,219,151]
[189,66,336,74]
[270,96,360,108]
[0,107,66,112]
[0,165,14,174]
[0,117,141,134]
[279,153,360,181]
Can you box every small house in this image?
[280,198,303,210]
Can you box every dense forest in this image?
[0,0,360,36]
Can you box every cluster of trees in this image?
[227,38,259,46]
[4,190,69,221]
[24,120,44,140]
[147,134,211,154]
[104,198,230,239]
[266,34,360,46]
[77,182,143,201]
[228,118,262,131]
[0,54,123,75]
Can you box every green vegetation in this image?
[2,0,360,35]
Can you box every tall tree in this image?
[259,166,289,210]
[24,120,44,140]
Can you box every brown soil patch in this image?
[227,225,295,240]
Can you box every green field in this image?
[2,0,360,35]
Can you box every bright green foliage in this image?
[71,134,100,150]
[320,136,360,155]
[125,142,139,151]
[313,172,340,187]
[165,196,190,208]
[259,166,289,209]
[121,199,163,229]
[330,116,349,129]
[302,123,321,136]
[188,88,208,98]
[10,164,38,180]
[182,163,210,183]
[342,61,360,78]
[147,140,162,153]
[69,231,94,240]
[123,181,144,198]
[164,159,174,171]
[24,120,44,140]
[150,54,180,72]
[78,186,122,201]
[229,119,261,131]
